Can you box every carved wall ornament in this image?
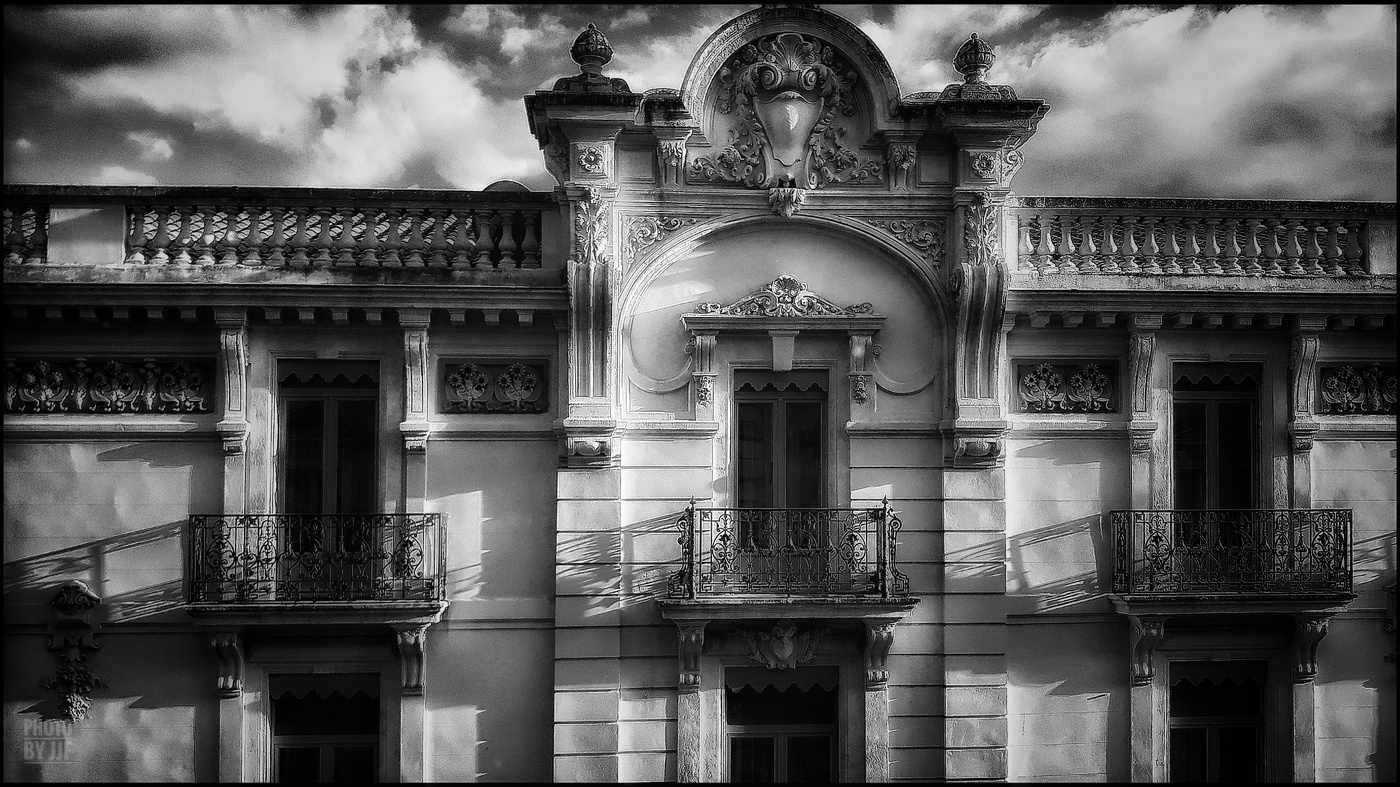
[768,187,806,218]
[563,434,614,468]
[575,142,609,175]
[864,218,944,264]
[50,580,101,616]
[659,140,686,168]
[850,372,871,404]
[1016,362,1118,412]
[623,215,696,267]
[1128,333,1155,415]
[444,361,548,413]
[689,32,881,189]
[44,581,105,724]
[572,186,613,267]
[1319,364,1396,415]
[961,192,1003,270]
[544,139,570,182]
[1293,616,1329,683]
[695,275,873,318]
[212,631,244,698]
[6,358,213,414]
[693,373,714,406]
[677,624,706,688]
[742,620,826,670]
[954,436,1001,461]
[864,621,896,686]
[887,143,916,174]
[395,625,427,696]
[968,147,1025,185]
[1129,616,1166,686]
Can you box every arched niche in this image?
[619,216,946,421]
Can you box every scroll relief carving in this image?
[1319,364,1397,415]
[696,275,873,317]
[1016,362,1117,412]
[44,580,106,724]
[623,215,698,267]
[689,32,881,190]
[572,186,612,268]
[444,362,548,413]
[742,620,826,670]
[864,218,944,264]
[6,358,212,414]
[968,147,1024,186]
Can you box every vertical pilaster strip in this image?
[214,308,249,514]
[1288,320,1324,508]
[561,183,619,467]
[400,309,431,514]
[865,621,896,782]
[212,630,244,783]
[1128,317,1161,509]
[675,623,705,783]
[690,332,716,421]
[394,624,429,782]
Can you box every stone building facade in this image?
[3,5,1395,783]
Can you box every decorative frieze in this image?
[864,218,944,264]
[623,215,696,267]
[741,620,826,670]
[696,275,873,318]
[5,358,213,414]
[1015,361,1118,413]
[443,361,548,413]
[1318,363,1397,415]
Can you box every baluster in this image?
[1160,217,1182,274]
[403,209,426,268]
[286,207,311,267]
[1322,219,1345,276]
[449,209,475,268]
[1017,216,1034,272]
[265,207,287,267]
[1078,216,1099,273]
[149,207,172,265]
[380,209,403,268]
[23,207,47,266]
[1179,217,1203,274]
[521,211,541,268]
[1262,219,1284,275]
[1140,215,1162,275]
[1241,218,1263,275]
[1201,217,1223,274]
[498,211,519,267]
[310,208,334,267]
[1342,220,1365,275]
[217,206,240,265]
[1303,221,1326,276]
[1220,218,1242,275]
[334,207,358,267]
[1033,213,1055,275]
[473,211,495,267]
[425,209,450,268]
[174,208,197,265]
[1052,213,1073,273]
[1100,216,1122,274]
[358,209,381,267]
[125,206,149,264]
[3,207,22,265]
[1120,216,1142,274]
[1282,219,1305,275]
[195,206,218,265]
[242,206,264,266]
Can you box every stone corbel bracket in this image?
[1289,331,1321,453]
[216,310,250,455]
[1127,616,1166,686]
[401,311,432,453]
[44,580,106,723]
[864,621,897,687]
[1293,616,1329,683]
[212,630,244,698]
[395,625,428,696]
[677,623,706,690]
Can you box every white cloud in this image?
[125,130,174,161]
[92,165,160,185]
[15,138,34,152]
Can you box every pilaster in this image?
[214,308,249,514]
[1288,317,1325,507]
[1128,316,1162,508]
[399,309,431,513]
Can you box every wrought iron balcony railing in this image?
[188,514,446,603]
[1110,509,1352,595]
[667,499,910,598]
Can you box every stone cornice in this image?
[3,184,558,208]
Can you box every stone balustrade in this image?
[4,187,553,269]
[1012,197,1392,277]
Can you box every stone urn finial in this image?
[954,32,996,84]
[571,22,613,75]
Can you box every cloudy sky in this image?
[3,4,1395,200]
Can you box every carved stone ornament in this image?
[768,186,806,218]
[575,142,608,175]
[44,581,106,724]
[967,147,1025,186]
[623,215,696,267]
[695,275,873,317]
[444,362,548,413]
[887,143,916,174]
[1016,362,1117,412]
[659,139,686,168]
[865,622,896,686]
[690,32,881,189]
[563,435,614,468]
[939,33,1018,100]
[212,631,244,698]
[1129,421,1157,455]
[677,624,706,689]
[954,436,1000,461]
[6,358,213,414]
[49,580,101,617]
[395,625,427,696]
[1293,616,1329,683]
[961,192,1002,271]
[693,373,714,406]
[572,186,612,268]
[1128,616,1165,686]
[1319,363,1397,415]
[864,218,944,264]
[850,372,871,404]
[742,620,826,670]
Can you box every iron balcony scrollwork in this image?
[1110,509,1352,595]
[668,498,910,598]
[188,514,446,603]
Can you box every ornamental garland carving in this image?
[962,193,1002,270]
[695,275,873,317]
[6,358,213,414]
[1319,364,1397,415]
[444,361,548,413]
[573,186,612,267]
[689,32,881,189]
[864,218,944,264]
[623,215,697,267]
[1017,362,1118,412]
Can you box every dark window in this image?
[735,380,827,508]
[281,382,378,516]
[1168,661,1266,783]
[1173,371,1259,510]
[726,681,837,783]
[271,677,379,783]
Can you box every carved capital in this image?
[395,625,428,696]
[1129,421,1158,455]
[400,423,430,453]
[865,622,896,687]
[677,623,706,690]
[1128,616,1166,686]
[212,631,244,698]
[1293,616,1329,683]
[1290,418,1320,454]
[742,620,827,671]
[562,433,616,468]
[217,420,248,455]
